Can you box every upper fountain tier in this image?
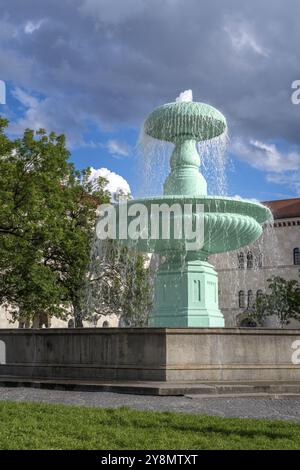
[143,98,227,196]
[144,101,226,143]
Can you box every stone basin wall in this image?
[0,328,300,382]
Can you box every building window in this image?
[293,248,300,265]
[256,252,263,268]
[247,290,254,308]
[256,289,263,301]
[247,251,253,269]
[238,252,244,269]
[238,290,245,308]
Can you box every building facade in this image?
[210,198,300,328]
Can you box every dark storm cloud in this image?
[1,0,300,147]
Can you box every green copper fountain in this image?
[115,91,272,327]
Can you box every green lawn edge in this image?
[0,400,299,450]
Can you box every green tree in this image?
[0,118,152,327]
[250,275,300,328]
[0,118,109,326]
[244,295,268,327]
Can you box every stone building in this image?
[210,197,300,328]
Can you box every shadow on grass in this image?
[100,408,295,441]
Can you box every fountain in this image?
[2,92,300,390]
[115,91,272,327]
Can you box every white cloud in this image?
[106,139,130,157]
[266,173,300,196]
[24,20,44,34]
[232,137,300,196]
[88,167,131,201]
[232,195,260,203]
[9,87,87,146]
[231,138,300,173]
[12,87,39,109]
[224,20,269,57]
[10,88,133,153]
[9,88,46,134]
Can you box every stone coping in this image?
[0,327,300,336]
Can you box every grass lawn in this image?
[0,400,300,450]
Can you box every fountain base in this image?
[149,258,225,327]
[1,328,300,385]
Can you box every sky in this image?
[1,0,300,200]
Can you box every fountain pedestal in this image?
[149,257,224,327]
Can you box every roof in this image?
[262,198,300,220]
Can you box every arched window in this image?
[238,252,244,269]
[247,290,254,308]
[293,248,300,265]
[247,252,253,269]
[256,289,263,301]
[257,252,263,268]
[238,290,245,308]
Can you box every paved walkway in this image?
[1,386,300,422]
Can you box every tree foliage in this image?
[0,118,151,326]
[249,274,300,328]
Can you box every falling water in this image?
[137,122,229,198]
[84,235,153,327]
[198,129,229,196]
[214,211,281,327]
[136,128,173,197]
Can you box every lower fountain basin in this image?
[115,195,272,256]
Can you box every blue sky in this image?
[1,0,300,201]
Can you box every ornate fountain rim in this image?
[144,101,227,142]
